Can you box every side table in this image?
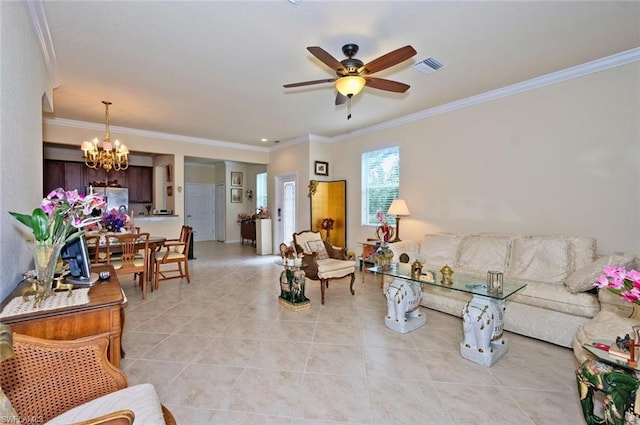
[275,259,310,311]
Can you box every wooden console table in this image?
[0,264,124,368]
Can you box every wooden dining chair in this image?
[152,226,192,290]
[83,234,104,265]
[106,233,150,298]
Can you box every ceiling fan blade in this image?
[358,45,417,75]
[335,92,348,105]
[365,77,410,93]
[307,46,346,73]
[283,78,336,88]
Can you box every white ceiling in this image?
[40,1,640,149]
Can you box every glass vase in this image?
[30,242,63,295]
[376,244,394,271]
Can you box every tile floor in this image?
[120,241,586,424]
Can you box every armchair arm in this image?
[300,252,320,281]
[69,410,134,425]
[323,241,349,260]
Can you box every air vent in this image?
[413,57,444,75]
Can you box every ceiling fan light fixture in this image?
[335,76,365,97]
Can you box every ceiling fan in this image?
[283,43,417,118]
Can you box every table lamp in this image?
[387,199,410,243]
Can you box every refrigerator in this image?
[87,187,129,213]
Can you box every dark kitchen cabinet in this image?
[64,162,85,193]
[127,166,153,203]
[43,160,65,195]
[43,160,152,202]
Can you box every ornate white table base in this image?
[384,278,427,333]
[460,295,508,367]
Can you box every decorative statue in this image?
[461,301,504,353]
[577,359,639,425]
[384,278,426,333]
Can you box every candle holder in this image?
[487,271,503,294]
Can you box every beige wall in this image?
[331,62,640,255]
[0,2,51,300]
[268,141,310,242]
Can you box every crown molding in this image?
[328,47,640,144]
[25,0,60,90]
[44,117,270,153]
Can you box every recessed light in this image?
[260,138,268,142]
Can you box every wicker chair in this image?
[0,332,175,425]
[292,230,356,304]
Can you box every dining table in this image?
[87,233,167,283]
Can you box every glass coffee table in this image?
[370,264,526,367]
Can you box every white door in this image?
[215,183,225,241]
[185,183,215,241]
[275,174,297,245]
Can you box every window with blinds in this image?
[361,146,399,226]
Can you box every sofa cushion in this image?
[419,233,464,268]
[530,234,596,271]
[456,234,512,274]
[565,253,636,294]
[509,280,600,318]
[45,383,165,425]
[388,240,420,264]
[506,238,572,284]
[316,258,356,279]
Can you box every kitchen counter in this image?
[134,215,182,238]
[135,215,180,220]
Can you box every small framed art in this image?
[231,171,243,187]
[314,161,329,176]
[231,188,242,203]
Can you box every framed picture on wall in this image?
[231,171,243,187]
[314,161,329,176]
[231,188,242,203]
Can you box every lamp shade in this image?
[387,199,410,216]
[334,76,366,97]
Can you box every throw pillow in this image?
[457,235,512,274]
[565,253,636,294]
[506,238,571,284]
[419,233,464,267]
[306,240,329,260]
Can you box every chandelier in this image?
[80,101,129,172]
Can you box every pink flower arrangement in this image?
[9,188,105,245]
[594,266,640,306]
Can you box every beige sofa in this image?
[388,233,636,348]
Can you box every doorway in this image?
[275,173,297,245]
[185,183,215,241]
[215,184,225,241]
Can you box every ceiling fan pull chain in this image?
[347,97,352,120]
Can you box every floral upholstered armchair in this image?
[292,230,356,304]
